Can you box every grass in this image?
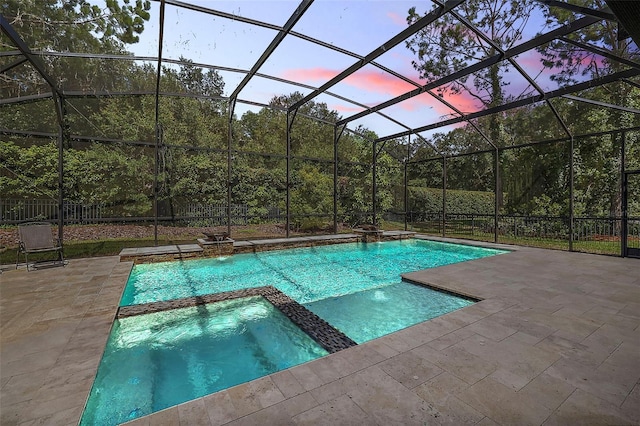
[4,237,192,266]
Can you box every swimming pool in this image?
[122,239,505,306]
[84,239,507,424]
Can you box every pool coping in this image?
[401,276,482,302]
[118,286,358,354]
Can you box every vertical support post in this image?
[569,135,574,252]
[153,132,159,246]
[621,131,626,257]
[333,125,340,234]
[372,141,377,226]
[404,135,410,231]
[494,148,499,243]
[58,111,64,242]
[153,0,166,247]
[286,110,296,238]
[227,99,235,237]
[54,93,67,242]
[442,156,447,237]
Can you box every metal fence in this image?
[1,199,104,224]
[176,203,248,226]
[0,199,254,226]
[627,218,640,250]
[175,204,285,225]
[3,200,638,256]
[406,212,640,256]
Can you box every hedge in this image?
[408,186,494,214]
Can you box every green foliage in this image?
[231,159,287,220]
[1,140,59,199]
[2,1,639,236]
[0,101,59,132]
[500,141,569,215]
[65,143,152,205]
[408,185,495,215]
[3,0,151,50]
[2,1,151,96]
[291,164,333,219]
[528,195,564,217]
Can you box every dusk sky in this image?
[129,0,614,139]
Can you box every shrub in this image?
[408,186,494,214]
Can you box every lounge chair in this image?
[16,222,65,271]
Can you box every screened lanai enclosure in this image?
[1,0,640,258]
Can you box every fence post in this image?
[442,156,446,238]
[620,131,626,257]
[569,135,574,251]
[494,148,499,243]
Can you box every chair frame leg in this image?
[15,248,65,272]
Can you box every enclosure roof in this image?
[1,0,640,148]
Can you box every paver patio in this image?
[1,237,638,425]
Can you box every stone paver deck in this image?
[1,238,639,425]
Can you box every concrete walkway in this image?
[1,240,638,425]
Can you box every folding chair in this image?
[16,222,65,271]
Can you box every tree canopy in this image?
[1,0,639,230]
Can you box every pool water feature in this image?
[122,239,506,306]
[80,296,328,426]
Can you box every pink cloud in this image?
[331,104,366,113]
[439,91,480,114]
[281,66,416,96]
[281,67,341,84]
[515,49,605,77]
[514,50,546,69]
[389,89,479,117]
[391,94,432,112]
[280,66,483,118]
[343,70,417,96]
[387,11,406,27]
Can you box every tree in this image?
[269,92,338,160]
[406,1,535,135]
[2,1,151,97]
[538,0,640,218]
[290,163,333,230]
[335,128,376,224]
[2,0,151,50]
[406,0,537,210]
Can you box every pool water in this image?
[80,296,328,426]
[85,239,507,424]
[122,239,505,306]
[304,282,474,344]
